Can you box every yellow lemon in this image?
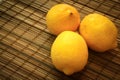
[46,4,80,35]
[51,31,88,75]
[79,13,118,52]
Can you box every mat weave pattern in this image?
[0,0,120,80]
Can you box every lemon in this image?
[46,4,80,35]
[51,31,88,75]
[79,13,118,52]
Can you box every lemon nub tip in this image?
[66,10,73,16]
[63,68,74,75]
[70,12,73,15]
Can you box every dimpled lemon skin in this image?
[80,13,118,52]
[46,4,80,35]
[51,31,88,75]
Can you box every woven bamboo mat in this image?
[0,0,120,80]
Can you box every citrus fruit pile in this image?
[46,4,118,75]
